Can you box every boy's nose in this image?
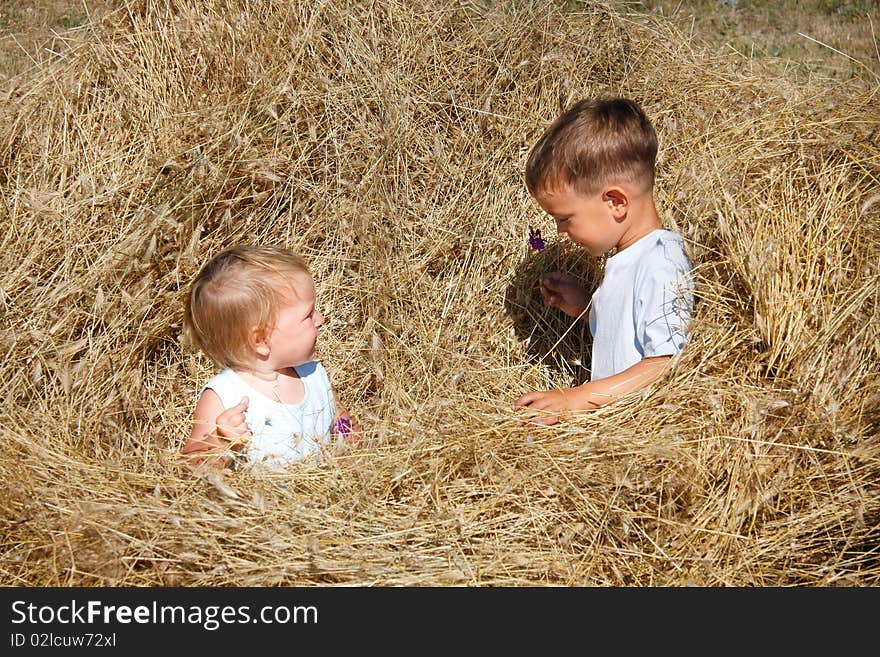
[314,311,325,327]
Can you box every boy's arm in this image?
[513,355,672,426]
[540,272,590,319]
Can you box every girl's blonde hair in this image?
[183,245,310,369]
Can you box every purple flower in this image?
[528,226,545,250]
[334,416,352,438]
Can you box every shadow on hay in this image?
[503,240,603,386]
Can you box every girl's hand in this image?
[334,409,362,445]
[215,396,252,451]
[539,272,590,319]
[185,390,250,469]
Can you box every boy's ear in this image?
[603,186,628,218]
[250,326,271,357]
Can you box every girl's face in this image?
[263,271,324,368]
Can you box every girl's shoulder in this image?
[201,368,247,405]
[202,367,236,388]
[294,360,331,385]
[294,361,334,404]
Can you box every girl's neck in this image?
[240,365,292,383]
[235,365,305,405]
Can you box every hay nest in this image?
[1,0,878,586]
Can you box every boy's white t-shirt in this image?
[201,361,337,471]
[589,228,693,381]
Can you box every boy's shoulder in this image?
[649,227,686,248]
[610,228,690,271]
[642,229,691,268]
[618,229,692,292]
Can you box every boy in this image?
[513,98,693,425]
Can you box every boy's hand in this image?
[215,397,252,451]
[513,386,602,426]
[540,272,589,318]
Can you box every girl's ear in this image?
[250,326,271,357]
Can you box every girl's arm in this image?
[183,390,250,468]
[331,388,361,443]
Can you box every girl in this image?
[182,245,357,471]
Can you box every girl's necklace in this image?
[249,368,288,389]
[250,368,305,406]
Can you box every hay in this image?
[1,0,878,586]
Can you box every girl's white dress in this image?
[201,361,337,471]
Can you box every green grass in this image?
[0,1,118,81]
[2,1,878,84]
[617,0,879,83]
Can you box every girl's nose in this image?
[314,311,325,327]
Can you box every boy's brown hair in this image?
[183,245,310,369]
[525,97,658,197]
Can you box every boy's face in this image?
[264,271,324,367]
[534,184,624,257]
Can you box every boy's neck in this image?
[615,193,662,253]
